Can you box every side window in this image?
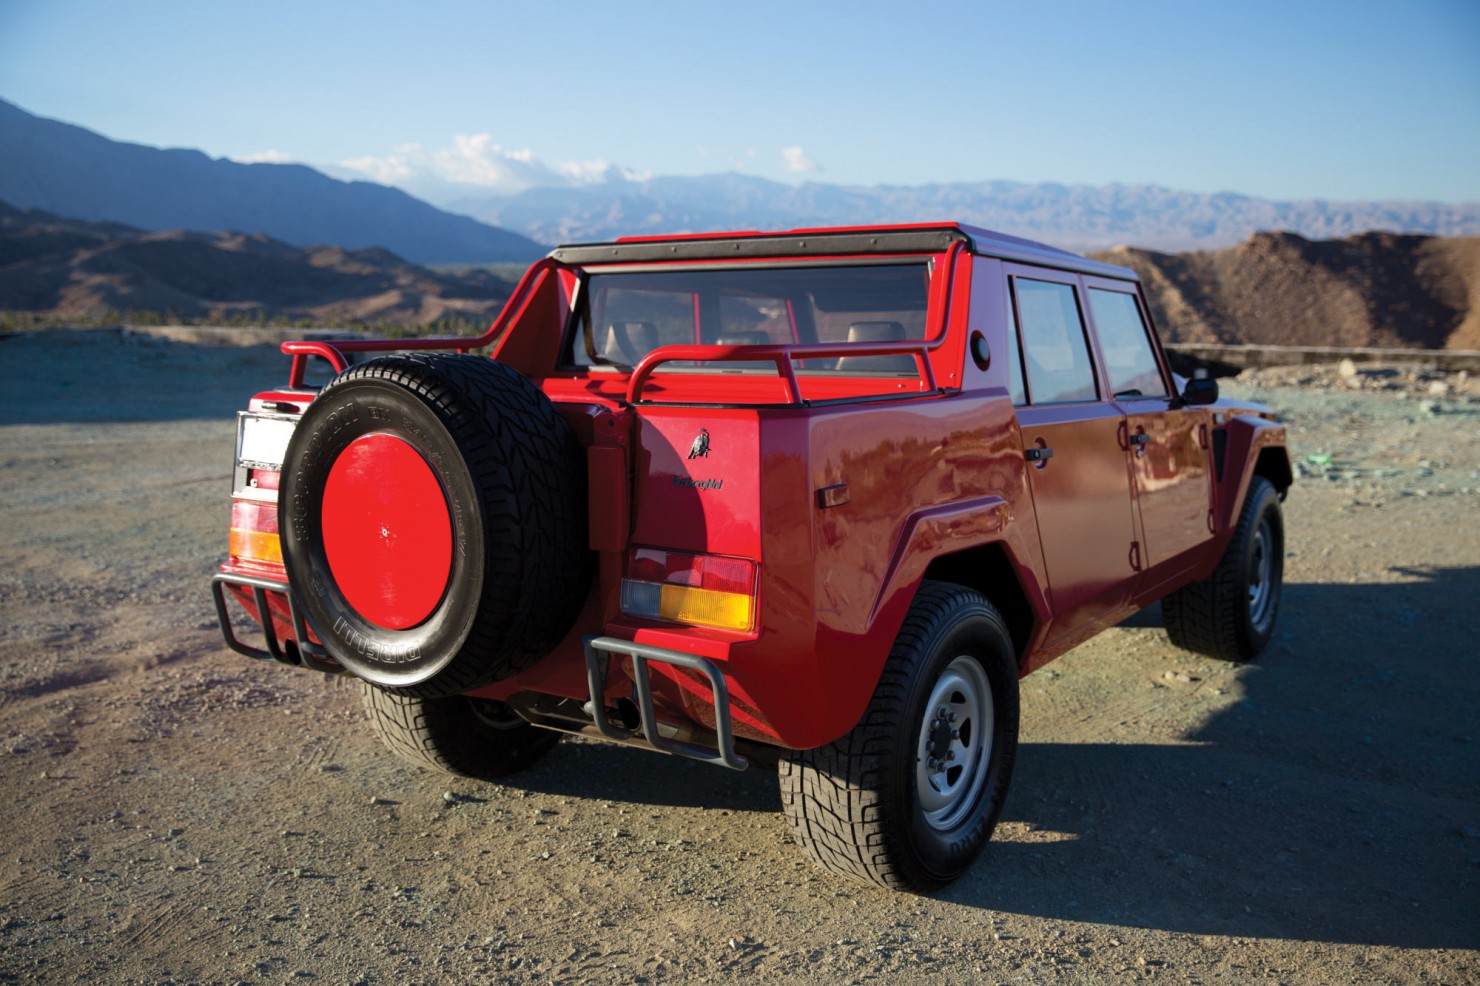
[1013,278,1097,403]
[1088,288,1168,398]
[1005,289,1027,405]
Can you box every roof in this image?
[547,222,1138,281]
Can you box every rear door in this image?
[1005,267,1139,639]
[1083,280,1215,581]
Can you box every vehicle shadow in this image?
[515,737,782,815]
[946,567,1480,949]
[507,569,1479,949]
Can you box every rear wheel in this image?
[1162,475,1284,661]
[361,681,559,780]
[779,581,1019,892]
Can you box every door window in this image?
[1013,278,1097,404]
[1088,288,1168,398]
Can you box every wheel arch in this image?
[1255,445,1293,497]
[920,543,1040,667]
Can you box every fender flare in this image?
[868,495,1050,660]
[1215,415,1291,534]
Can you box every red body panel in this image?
[217,222,1290,753]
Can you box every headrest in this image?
[846,321,907,343]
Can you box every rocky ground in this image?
[1,329,1477,984]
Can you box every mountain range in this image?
[4,98,1480,261]
[0,98,542,265]
[2,97,1478,348]
[0,201,513,327]
[5,199,1475,354]
[452,175,1480,254]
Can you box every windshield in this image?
[566,262,931,375]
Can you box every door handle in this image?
[1129,432,1149,457]
[1024,447,1054,462]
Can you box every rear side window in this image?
[1005,290,1027,405]
[1088,288,1168,398]
[1013,278,1097,403]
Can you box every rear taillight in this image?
[229,410,297,571]
[620,548,756,632]
[229,495,281,567]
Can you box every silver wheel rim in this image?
[915,656,993,831]
[1247,516,1275,632]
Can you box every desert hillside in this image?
[0,201,514,328]
[6,203,1478,351]
[1096,231,1480,350]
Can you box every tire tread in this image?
[361,681,558,779]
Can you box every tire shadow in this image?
[512,738,782,815]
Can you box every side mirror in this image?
[1181,376,1219,406]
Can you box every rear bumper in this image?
[210,571,341,674]
[582,636,748,770]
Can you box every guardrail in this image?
[626,340,941,405]
[1166,343,1480,374]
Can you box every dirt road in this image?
[2,329,1477,984]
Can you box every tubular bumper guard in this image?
[583,636,748,771]
[210,572,341,674]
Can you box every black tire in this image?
[361,681,559,779]
[778,581,1020,892]
[1162,475,1284,662]
[279,353,590,698]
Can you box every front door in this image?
[1006,269,1139,640]
[1082,281,1215,579]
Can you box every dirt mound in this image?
[1095,231,1480,350]
[0,201,515,327]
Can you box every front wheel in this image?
[1162,475,1284,662]
[778,581,1020,892]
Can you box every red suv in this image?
[212,224,1291,891]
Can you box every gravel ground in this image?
[1,329,1477,984]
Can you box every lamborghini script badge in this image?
[687,428,711,459]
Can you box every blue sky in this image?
[2,0,1477,204]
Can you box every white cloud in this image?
[339,152,416,184]
[235,149,296,165]
[782,146,820,174]
[337,134,644,195]
[429,134,552,187]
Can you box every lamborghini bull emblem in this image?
[688,428,711,459]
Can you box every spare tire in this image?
[278,353,590,698]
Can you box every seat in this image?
[836,321,914,374]
[603,321,659,366]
